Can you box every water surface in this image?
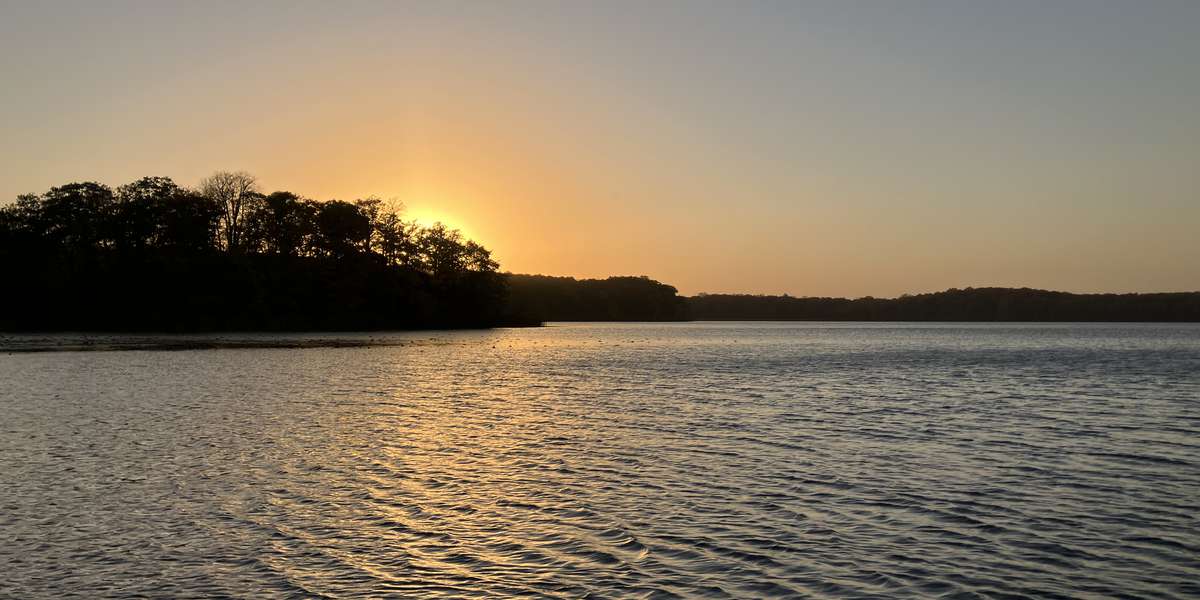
[2,322,1198,598]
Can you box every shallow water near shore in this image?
[2,322,1199,598]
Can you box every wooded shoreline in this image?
[3,174,1197,331]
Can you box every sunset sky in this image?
[2,1,1197,297]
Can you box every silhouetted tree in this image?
[419,224,468,276]
[199,171,258,252]
[464,241,499,273]
[314,200,371,258]
[374,208,418,267]
[243,191,316,256]
[1,194,43,239]
[354,197,386,253]
[0,172,511,331]
[156,190,222,253]
[35,182,116,251]
[114,177,166,252]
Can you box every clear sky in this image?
[2,1,1197,297]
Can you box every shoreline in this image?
[7,320,1198,354]
[0,329,539,354]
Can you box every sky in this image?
[1,0,1197,297]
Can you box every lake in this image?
[2,322,1198,598]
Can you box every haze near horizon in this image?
[2,1,1197,297]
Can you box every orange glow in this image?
[405,203,476,242]
[1,3,1198,297]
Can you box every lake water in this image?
[2,322,1198,598]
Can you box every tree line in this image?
[687,288,1200,322]
[501,279,1200,322]
[3,174,1197,331]
[0,172,506,331]
[504,274,689,322]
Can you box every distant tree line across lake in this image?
[685,288,1200,322]
[503,278,1200,323]
[2,173,1197,331]
[504,274,689,322]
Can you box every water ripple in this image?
[1,322,1198,598]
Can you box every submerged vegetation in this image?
[0,173,505,331]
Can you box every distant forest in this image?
[505,274,688,322]
[2,175,1197,331]
[505,279,1200,323]
[0,173,507,331]
[687,288,1200,322]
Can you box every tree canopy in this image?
[0,172,507,331]
[686,288,1200,322]
[503,274,689,322]
[3,173,1195,330]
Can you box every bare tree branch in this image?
[198,171,258,252]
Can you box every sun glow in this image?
[405,204,476,241]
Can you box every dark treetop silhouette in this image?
[685,289,1200,322]
[2,173,1197,331]
[503,274,689,323]
[500,279,1200,323]
[0,174,506,331]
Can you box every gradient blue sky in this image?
[2,1,1197,296]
